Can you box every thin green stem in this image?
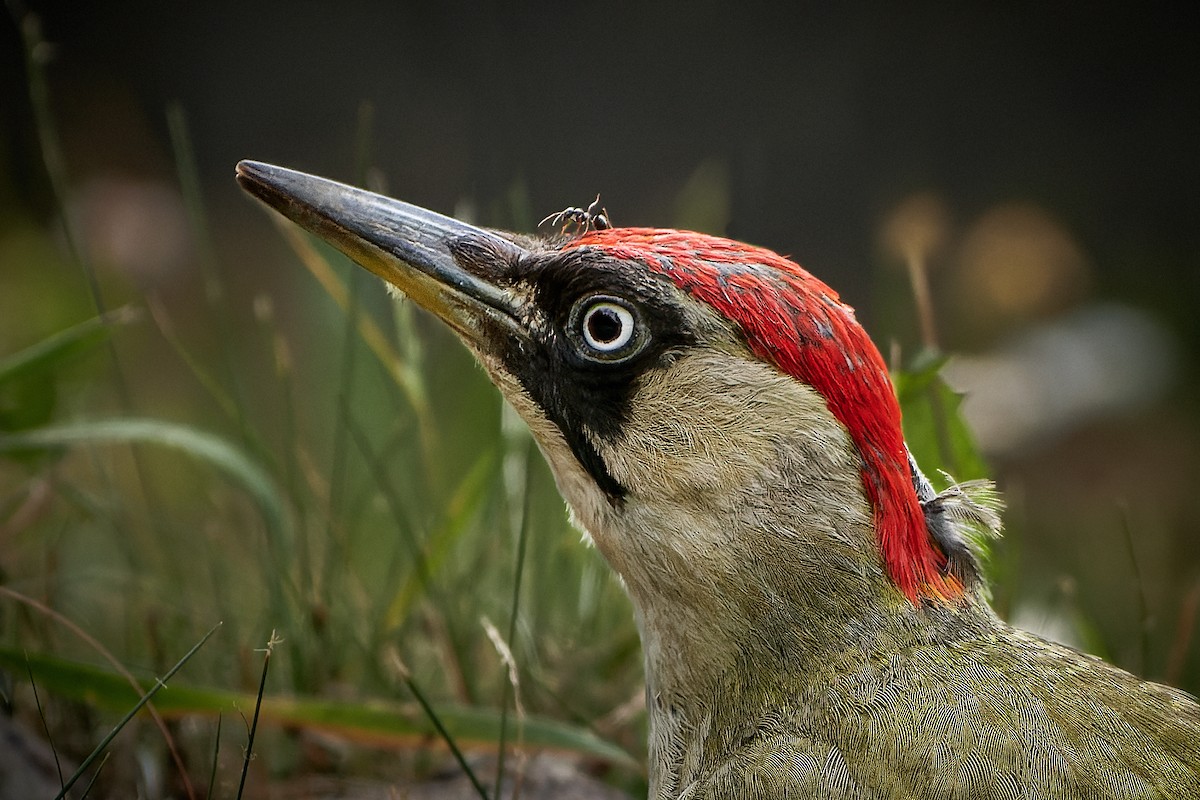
[396,656,490,800]
[54,623,221,800]
[495,445,534,797]
[237,632,279,800]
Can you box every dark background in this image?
[5,3,1197,299]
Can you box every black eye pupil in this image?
[573,296,643,361]
[588,309,622,343]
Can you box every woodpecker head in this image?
[237,162,997,670]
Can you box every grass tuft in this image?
[236,630,281,800]
[388,650,491,800]
[53,623,220,800]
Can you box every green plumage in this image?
[658,604,1200,799]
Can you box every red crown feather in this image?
[568,228,961,605]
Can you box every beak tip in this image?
[235,160,298,212]
[234,159,273,191]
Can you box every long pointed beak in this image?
[235,160,528,341]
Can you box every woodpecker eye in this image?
[569,295,647,362]
[583,303,633,350]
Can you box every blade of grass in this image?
[379,447,500,705]
[264,307,329,695]
[236,631,280,800]
[0,647,638,767]
[76,752,110,800]
[0,419,291,574]
[382,448,499,631]
[18,6,173,580]
[144,298,240,421]
[165,104,254,452]
[495,444,534,797]
[2,587,197,799]
[205,715,222,800]
[270,217,432,435]
[390,651,489,800]
[0,419,297,670]
[345,416,439,608]
[250,296,316,681]
[252,295,308,523]
[1118,503,1151,677]
[26,657,65,790]
[319,294,362,688]
[18,10,102,316]
[0,308,139,387]
[894,357,990,485]
[53,623,221,800]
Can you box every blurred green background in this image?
[1,2,1197,797]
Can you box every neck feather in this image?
[579,352,919,687]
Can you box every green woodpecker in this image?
[236,161,1200,799]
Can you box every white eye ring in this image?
[581,301,636,353]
